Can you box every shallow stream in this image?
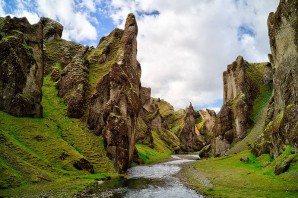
[80,155,204,198]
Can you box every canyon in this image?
[0,0,297,197]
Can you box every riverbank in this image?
[75,155,203,197]
[178,149,298,198]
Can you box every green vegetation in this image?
[196,119,206,131]
[0,76,117,197]
[23,43,34,57]
[3,35,19,41]
[227,101,268,154]
[246,62,273,122]
[182,149,298,198]
[153,98,185,136]
[87,29,123,92]
[136,131,172,164]
[0,17,6,29]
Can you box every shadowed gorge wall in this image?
[254,0,298,158]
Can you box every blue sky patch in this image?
[237,25,256,40]
[137,10,160,17]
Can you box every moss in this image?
[154,99,175,118]
[195,118,202,124]
[44,39,81,70]
[152,98,185,136]
[23,43,34,57]
[246,62,273,123]
[17,93,34,103]
[0,17,6,29]
[3,35,19,40]
[87,29,123,92]
[44,39,65,61]
[274,110,284,130]
[0,75,117,197]
[196,119,206,131]
[206,131,213,137]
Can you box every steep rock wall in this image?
[255,0,298,157]
[198,109,216,134]
[0,16,43,117]
[180,103,203,152]
[87,14,141,172]
[212,56,269,156]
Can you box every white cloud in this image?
[36,0,98,42]
[0,0,280,112]
[108,0,279,110]
[78,0,98,12]
[0,0,98,42]
[0,0,5,16]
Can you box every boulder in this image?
[240,156,249,163]
[73,158,94,173]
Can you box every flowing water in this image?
[80,155,204,198]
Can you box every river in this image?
[79,155,204,198]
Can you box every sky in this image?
[0,0,279,111]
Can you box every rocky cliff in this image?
[43,14,144,172]
[0,16,43,117]
[0,14,142,173]
[198,109,216,133]
[254,0,298,158]
[42,18,90,118]
[87,14,141,172]
[179,103,203,152]
[213,56,272,156]
[0,13,208,174]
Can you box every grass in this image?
[226,62,273,154]
[196,119,206,131]
[182,149,298,198]
[227,100,269,154]
[0,76,117,197]
[87,28,123,92]
[246,62,273,123]
[0,17,5,29]
[153,98,185,136]
[136,130,172,164]
[44,38,82,73]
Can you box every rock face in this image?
[180,103,203,152]
[256,0,298,157]
[40,17,63,41]
[43,17,82,75]
[41,17,90,118]
[198,109,216,134]
[56,46,89,118]
[135,87,154,146]
[212,56,260,156]
[87,14,141,172]
[0,16,43,117]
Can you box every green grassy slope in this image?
[0,76,117,197]
[227,104,268,154]
[136,131,172,164]
[227,62,273,154]
[182,149,298,198]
